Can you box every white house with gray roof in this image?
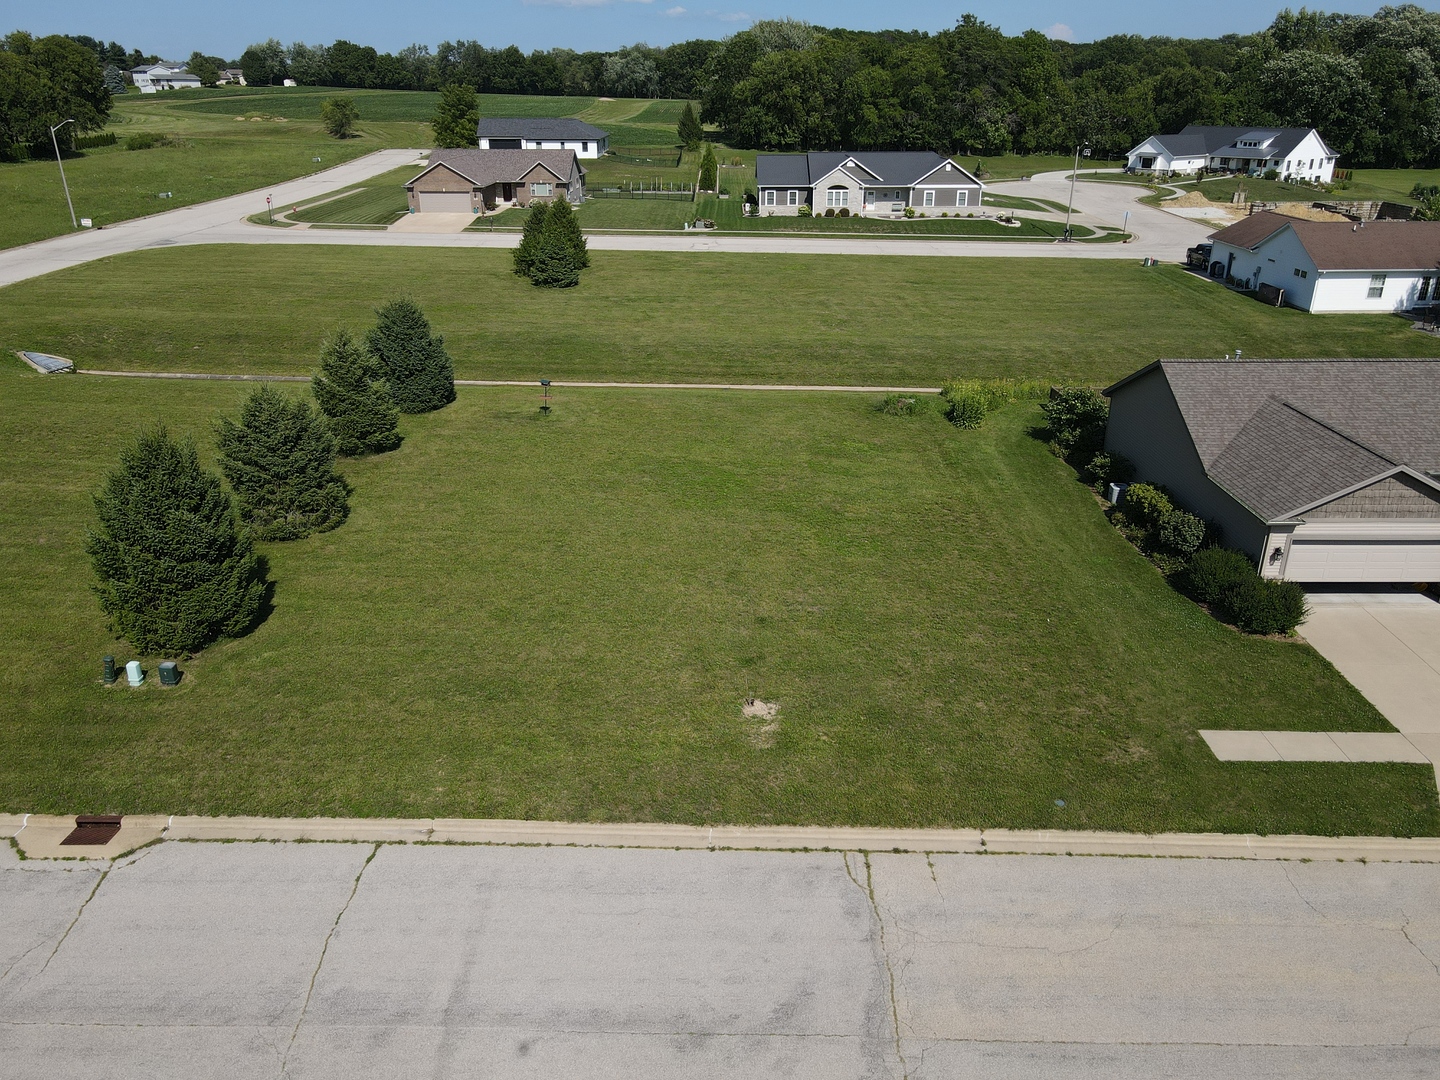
[1104,359,1440,583]
[1126,125,1338,182]
[476,118,608,158]
[755,152,983,216]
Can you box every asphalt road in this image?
[0,157,1211,291]
[2,840,1437,1079]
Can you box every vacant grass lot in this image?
[2,368,1432,833]
[0,86,689,249]
[289,165,417,224]
[1,247,1434,385]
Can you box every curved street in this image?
[0,155,1212,290]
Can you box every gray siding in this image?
[1105,368,1270,557]
[1305,474,1440,519]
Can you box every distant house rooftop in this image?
[475,118,609,141]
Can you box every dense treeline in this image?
[0,32,112,156]
[239,6,1440,166]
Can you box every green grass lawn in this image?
[1,367,1432,833]
[976,155,1125,179]
[288,165,418,224]
[3,247,1434,385]
[0,86,690,250]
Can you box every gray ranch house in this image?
[406,149,585,214]
[754,152,983,216]
[476,118,609,158]
[1105,359,1440,583]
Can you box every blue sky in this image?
[2,1,1428,59]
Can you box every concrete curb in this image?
[5,814,1438,862]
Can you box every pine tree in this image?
[542,196,589,268]
[513,200,551,277]
[677,101,702,151]
[312,329,402,457]
[216,385,351,541]
[431,82,480,148]
[528,232,581,288]
[699,143,718,192]
[87,427,266,656]
[365,299,457,414]
[102,63,127,96]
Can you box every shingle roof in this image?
[475,118,608,141]
[411,149,583,188]
[1106,359,1440,522]
[755,151,978,188]
[1211,212,1440,270]
[1207,398,1397,520]
[1148,125,1333,161]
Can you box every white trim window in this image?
[764,189,776,206]
[956,191,969,207]
[826,187,849,208]
[787,190,798,206]
[922,190,935,207]
[1368,273,1386,299]
[531,182,552,197]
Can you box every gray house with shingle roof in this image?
[755,152,982,216]
[1104,359,1440,582]
[476,118,608,157]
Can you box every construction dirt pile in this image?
[1270,202,1352,222]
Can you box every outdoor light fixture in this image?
[1063,140,1090,242]
[49,119,78,229]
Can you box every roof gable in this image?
[755,150,967,188]
[412,149,584,188]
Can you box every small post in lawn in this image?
[540,378,551,414]
[266,195,273,224]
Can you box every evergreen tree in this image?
[677,100,702,150]
[216,385,351,541]
[87,427,266,656]
[312,329,402,456]
[528,232,581,288]
[699,143,718,191]
[102,63,127,95]
[542,196,589,268]
[365,299,457,414]
[513,200,551,277]
[431,82,480,148]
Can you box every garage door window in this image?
[1368,274,1386,298]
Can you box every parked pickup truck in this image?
[1186,242,1213,269]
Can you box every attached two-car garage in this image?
[1281,524,1440,583]
[416,191,475,214]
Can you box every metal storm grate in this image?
[60,815,123,846]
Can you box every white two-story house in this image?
[1126,125,1338,183]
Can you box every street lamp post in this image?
[49,119,78,229]
[1063,141,1090,242]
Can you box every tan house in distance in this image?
[405,149,585,215]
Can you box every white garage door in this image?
[417,191,474,213]
[1285,540,1440,582]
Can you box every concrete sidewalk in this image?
[2,839,1437,1079]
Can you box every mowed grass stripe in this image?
[0,247,1433,385]
[0,370,1433,834]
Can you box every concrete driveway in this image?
[1302,589,1440,761]
[2,839,1438,1079]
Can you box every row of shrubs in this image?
[1041,386,1308,637]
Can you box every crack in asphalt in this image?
[35,867,110,978]
[1400,915,1440,978]
[845,852,909,1080]
[1281,864,1329,921]
[279,842,380,1076]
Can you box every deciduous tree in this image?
[431,82,479,147]
[320,96,359,137]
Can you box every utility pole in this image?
[49,119,77,229]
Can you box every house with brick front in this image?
[405,149,585,214]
